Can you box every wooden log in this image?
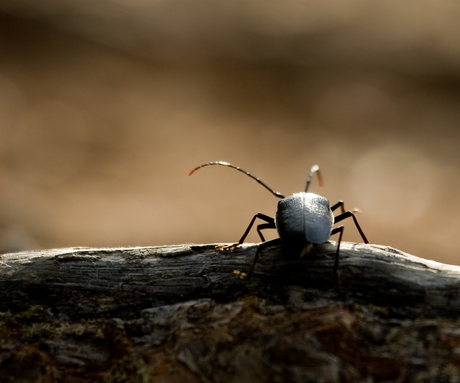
[1,242,460,318]
[2,243,460,382]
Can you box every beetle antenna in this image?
[305,164,323,192]
[189,161,285,199]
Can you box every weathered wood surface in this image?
[1,242,460,317]
[2,243,460,382]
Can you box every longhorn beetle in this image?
[189,161,369,279]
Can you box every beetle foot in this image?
[215,242,240,252]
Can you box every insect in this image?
[189,161,369,279]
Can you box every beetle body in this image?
[189,161,368,279]
[276,192,334,247]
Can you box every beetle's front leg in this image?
[216,213,275,252]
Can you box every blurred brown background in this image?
[0,1,459,265]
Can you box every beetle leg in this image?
[257,222,276,242]
[215,243,240,251]
[333,211,369,244]
[216,213,275,252]
[330,226,344,270]
[331,200,345,214]
[241,238,282,279]
[330,226,345,295]
[332,201,362,215]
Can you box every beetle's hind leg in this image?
[216,213,276,252]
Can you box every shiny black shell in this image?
[275,192,334,246]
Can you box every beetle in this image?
[189,161,369,279]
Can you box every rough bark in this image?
[1,242,460,382]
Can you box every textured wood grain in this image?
[2,243,460,382]
[1,242,460,317]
